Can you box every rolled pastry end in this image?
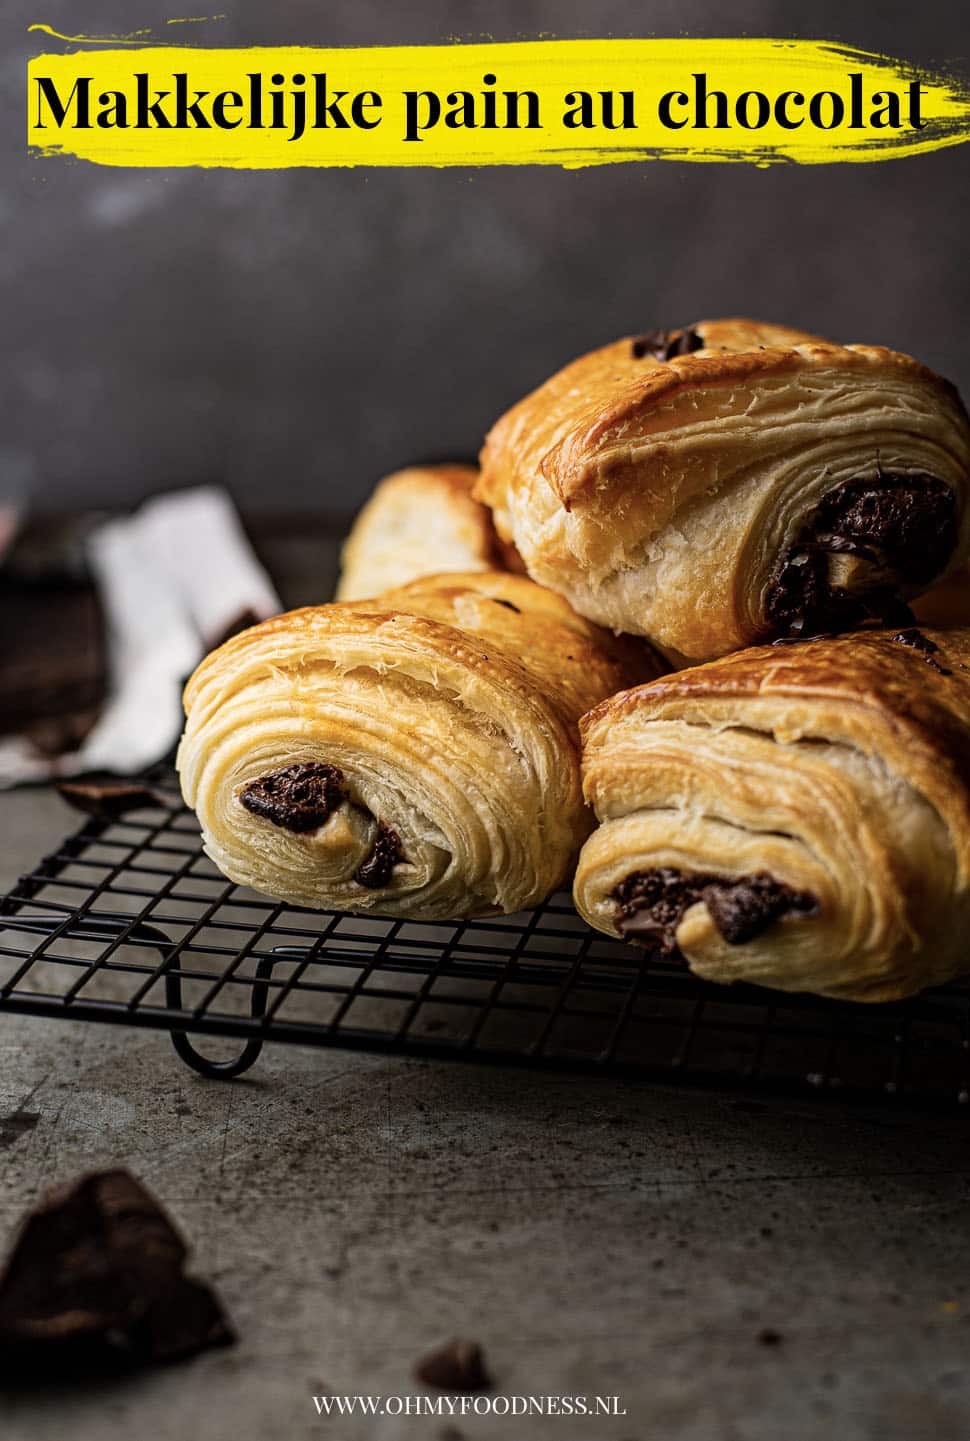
[237,762,405,890]
[479,321,970,661]
[572,811,845,995]
[613,867,818,950]
[177,575,647,921]
[763,472,959,639]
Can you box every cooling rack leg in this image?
[166,951,277,1080]
[168,1029,265,1080]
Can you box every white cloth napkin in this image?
[0,487,281,786]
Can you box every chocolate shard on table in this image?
[414,1338,492,1392]
[56,780,171,821]
[0,1168,234,1376]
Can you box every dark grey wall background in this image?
[7,0,970,515]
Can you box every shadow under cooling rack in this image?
[2,769,970,1105]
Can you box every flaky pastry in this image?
[575,625,970,1001]
[178,572,657,920]
[337,463,518,601]
[477,319,970,663]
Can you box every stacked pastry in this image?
[477,319,970,663]
[178,318,970,1000]
[336,462,522,601]
[474,318,970,999]
[178,571,655,920]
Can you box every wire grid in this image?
[2,768,970,1105]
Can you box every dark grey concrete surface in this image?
[8,0,970,514]
[2,786,970,1441]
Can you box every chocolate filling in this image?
[613,867,817,952]
[631,327,704,361]
[239,762,346,834]
[765,474,957,638]
[354,823,404,889]
[492,598,521,613]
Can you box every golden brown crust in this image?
[478,319,970,663]
[575,626,970,1001]
[337,463,510,601]
[179,572,660,921]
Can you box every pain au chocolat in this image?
[476,319,970,664]
[574,626,970,1002]
[178,572,657,921]
[336,462,520,602]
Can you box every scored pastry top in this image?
[477,318,970,663]
[479,318,962,512]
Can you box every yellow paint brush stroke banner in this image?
[26,37,970,168]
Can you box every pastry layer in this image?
[337,463,520,601]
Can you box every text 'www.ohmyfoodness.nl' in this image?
[311,1393,629,1417]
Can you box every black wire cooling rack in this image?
[2,767,970,1106]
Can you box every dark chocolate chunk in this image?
[239,762,346,834]
[414,1338,492,1392]
[631,326,704,361]
[701,874,817,945]
[817,476,956,584]
[354,823,404,889]
[765,473,957,639]
[614,868,816,954]
[0,1169,234,1377]
[57,781,170,821]
[614,867,693,955]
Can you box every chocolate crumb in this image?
[0,1169,233,1377]
[891,628,952,675]
[354,823,404,889]
[239,762,346,834]
[415,1339,492,1392]
[757,1328,784,1347]
[631,326,704,361]
[57,781,170,821]
[770,632,835,646]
